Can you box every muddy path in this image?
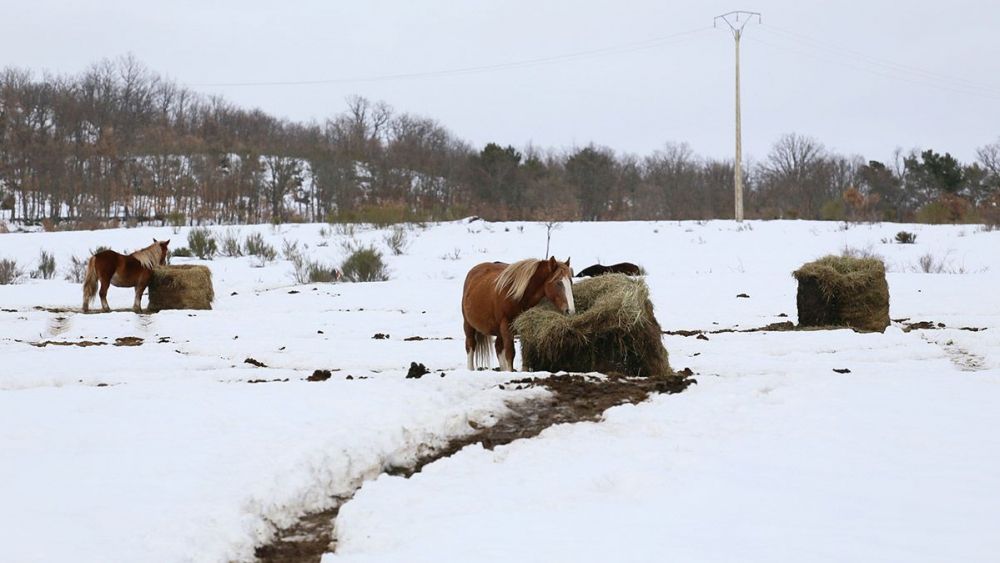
[254,373,693,563]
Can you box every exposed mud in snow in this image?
[25,336,145,348]
[254,372,693,563]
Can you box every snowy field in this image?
[1,219,998,562]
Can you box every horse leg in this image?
[133,283,146,313]
[463,320,477,370]
[498,319,516,371]
[98,274,112,312]
[494,337,505,370]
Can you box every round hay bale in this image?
[148,265,214,312]
[512,274,671,377]
[792,255,889,332]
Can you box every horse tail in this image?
[82,256,98,311]
[473,332,494,370]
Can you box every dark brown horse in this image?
[576,262,642,278]
[462,257,574,371]
[83,239,170,313]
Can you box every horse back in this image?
[463,261,506,297]
[93,250,150,286]
[609,262,641,276]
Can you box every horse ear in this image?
[549,256,557,267]
[565,256,571,267]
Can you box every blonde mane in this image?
[495,259,543,301]
[131,242,164,270]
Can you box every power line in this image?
[754,24,1000,100]
[187,26,713,88]
[760,24,1000,95]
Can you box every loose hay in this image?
[148,265,214,312]
[792,255,890,332]
[513,274,671,376]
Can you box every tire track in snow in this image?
[254,373,693,563]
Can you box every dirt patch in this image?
[405,362,429,379]
[30,340,106,348]
[900,320,986,333]
[403,336,455,341]
[307,370,332,382]
[667,320,986,337]
[245,357,268,368]
[254,372,693,562]
[372,333,390,340]
[114,336,144,346]
[664,321,797,337]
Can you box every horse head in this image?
[541,256,575,314]
[154,238,170,265]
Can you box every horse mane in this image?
[130,242,163,270]
[495,259,542,301]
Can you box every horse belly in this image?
[110,273,131,287]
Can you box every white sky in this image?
[6,0,1000,163]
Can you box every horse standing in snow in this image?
[82,239,170,313]
[462,257,574,371]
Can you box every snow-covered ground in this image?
[1,219,998,562]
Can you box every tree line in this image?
[1,56,998,227]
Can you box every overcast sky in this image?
[6,0,1000,163]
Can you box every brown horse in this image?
[462,257,574,371]
[83,239,170,313]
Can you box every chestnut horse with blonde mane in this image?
[462,256,574,371]
[83,239,170,313]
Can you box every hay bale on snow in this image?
[148,265,214,312]
[792,255,889,332]
[513,274,671,376]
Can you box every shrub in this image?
[285,246,338,284]
[819,198,846,221]
[916,195,973,224]
[171,247,193,258]
[0,258,23,285]
[220,229,244,257]
[32,250,56,279]
[333,223,356,237]
[64,255,88,282]
[243,232,274,257]
[281,238,300,260]
[168,211,186,229]
[383,225,409,255]
[187,228,217,259]
[305,261,340,283]
[917,252,951,273]
[287,249,308,284]
[341,246,389,282]
[340,237,361,254]
[243,233,277,267]
[895,231,917,244]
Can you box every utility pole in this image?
[714,11,761,223]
